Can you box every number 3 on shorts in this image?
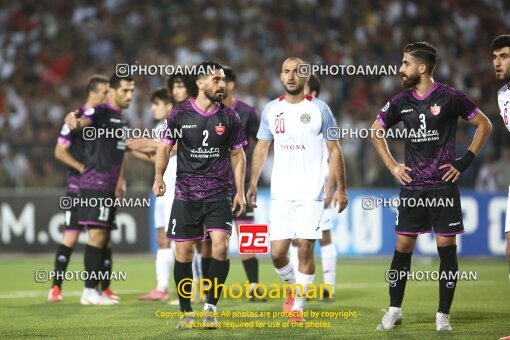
[171,218,176,235]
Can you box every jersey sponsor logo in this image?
[215,124,225,135]
[280,144,306,151]
[110,118,121,123]
[276,112,285,117]
[381,101,390,112]
[401,108,413,113]
[430,104,441,115]
[300,113,311,124]
[84,108,95,116]
[182,124,197,128]
[448,221,461,227]
[190,147,220,158]
[162,120,168,131]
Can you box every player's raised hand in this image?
[333,189,348,213]
[232,192,246,218]
[246,183,258,208]
[65,110,79,129]
[391,163,412,185]
[439,163,461,183]
[152,176,166,197]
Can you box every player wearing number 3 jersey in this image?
[372,42,492,332]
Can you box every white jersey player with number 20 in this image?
[247,57,348,325]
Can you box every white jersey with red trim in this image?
[497,84,510,133]
[257,94,337,201]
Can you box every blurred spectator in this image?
[475,153,499,192]
[495,147,510,189]
[0,0,509,189]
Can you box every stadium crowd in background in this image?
[1,0,510,190]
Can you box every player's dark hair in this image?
[167,74,197,98]
[403,42,437,74]
[222,65,236,82]
[196,61,223,80]
[150,86,172,104]
[109,74,134,89]
[491,35,510,51]
[86,74,109,94]
[308,74,321,97]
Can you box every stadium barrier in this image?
[0,189,150,252]
[0,189,507,256]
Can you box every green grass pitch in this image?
[0,255,509,339]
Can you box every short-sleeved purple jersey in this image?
[161,99,247,202]
[79,103,127,193]
[376,82,479,190]
[57,106,87,194]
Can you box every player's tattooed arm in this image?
[54,142,85,173]
[231,147,247,217]
[440,110,492,182]
[152,142,173,196]
[327,140,348,213]
[371,119,412,185]
[246,140,272,208]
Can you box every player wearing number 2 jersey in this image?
[372,42,492,332]
[153,61,247,330]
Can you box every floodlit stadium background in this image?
[1,0,509,256]
[2,1,510,338]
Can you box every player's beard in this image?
[401,72,420,89]
[501,68,510,83]
[284,81,305,95]
[204,87,224,102]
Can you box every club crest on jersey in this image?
[300,113,311,124]
[430,104,441,115]
[215,124,225,135]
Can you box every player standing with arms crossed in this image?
[153,62,247,329]
[372,42,492,331]
[247,57,348,324]
[49,75,109,302]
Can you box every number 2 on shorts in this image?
[171,218,177,235]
